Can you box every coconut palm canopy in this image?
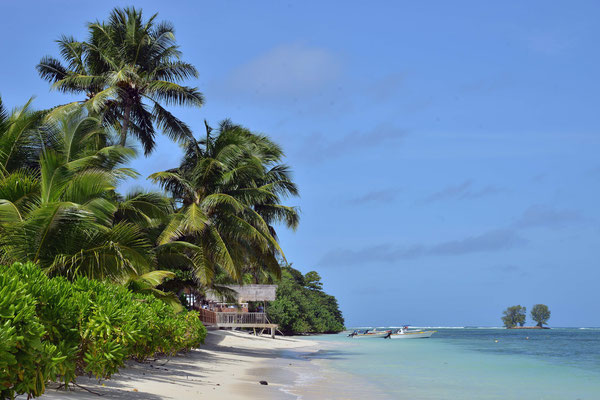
[0,103,160,280]
[37,7,204,155]
[150,120,299,284]
[0,6,299,313]
[0,104,298,293]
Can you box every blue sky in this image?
[1,1,599,327]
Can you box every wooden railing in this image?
[198,310,272,327]
[198,309,216,325]
[216,312,268,325]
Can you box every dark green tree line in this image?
[268,265,345,334]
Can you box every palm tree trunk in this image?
[120,103,132,146]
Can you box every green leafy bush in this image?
[0,262,206,399]
[0,268,64,398]
[268,266,345,335]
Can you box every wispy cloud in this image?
[513,205,587,229]
[320,228,526,266]
[428,229,526,256]
[296,123,406,163]
[320,199,590,268]
[223,43,341,99]
[347,188,401,205]
[423,180,472,203]
[422,180,504,204]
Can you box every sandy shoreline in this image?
[33,330,320,400]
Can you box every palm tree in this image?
[37,7,203,154]
[0,96,45,177]
[0,104,168,280]
[149,120,299,285]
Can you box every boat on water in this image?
[348,328,391,338]
[385,326,436,339]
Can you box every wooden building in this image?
[198,285,279,337]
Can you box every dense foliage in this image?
[268,266,345,334]
[531,304,551,327]
[150,120,299,285]
[0,262,206,399]
[501,305,527,328]
[0,104,166,280]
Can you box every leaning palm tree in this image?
[0,105,166,280]
[150,120,299,285]
[37,7,203,154]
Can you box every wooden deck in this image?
[198,310,278,337]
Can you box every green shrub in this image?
[0,262,206,399]
[0,267,64,399]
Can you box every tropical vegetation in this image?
[0,262,206,399]
[149,119,299,285]
[531,304,551,327]
[268,265,345,334]
[0,5,345,398]
[502,304,552,328]
[501,305,527,328]
[37,7,204,154]
[1,5,299,293]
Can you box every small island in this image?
[502,304,551,329]
[507,326,550,330]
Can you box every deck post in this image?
[270,327,275,339]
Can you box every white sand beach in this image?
[34,331,392,400]
[34,330,319,400]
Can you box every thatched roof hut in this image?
[205,285,278,303]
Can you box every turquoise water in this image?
[306,328,600,399]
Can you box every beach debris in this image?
[72,382,104,396]
[259,380,269,385]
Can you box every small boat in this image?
[385,326,436,339]
[348,328,391,338]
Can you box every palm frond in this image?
[145,80,204,107]
[150,100,192,143]
[37,56,69,83]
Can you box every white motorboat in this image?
[385,326,436,339]
[348,329,391,339]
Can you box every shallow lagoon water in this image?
[304,328,600,399]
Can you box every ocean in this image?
[297,327,600,399]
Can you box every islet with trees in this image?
[501,304,551,329]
